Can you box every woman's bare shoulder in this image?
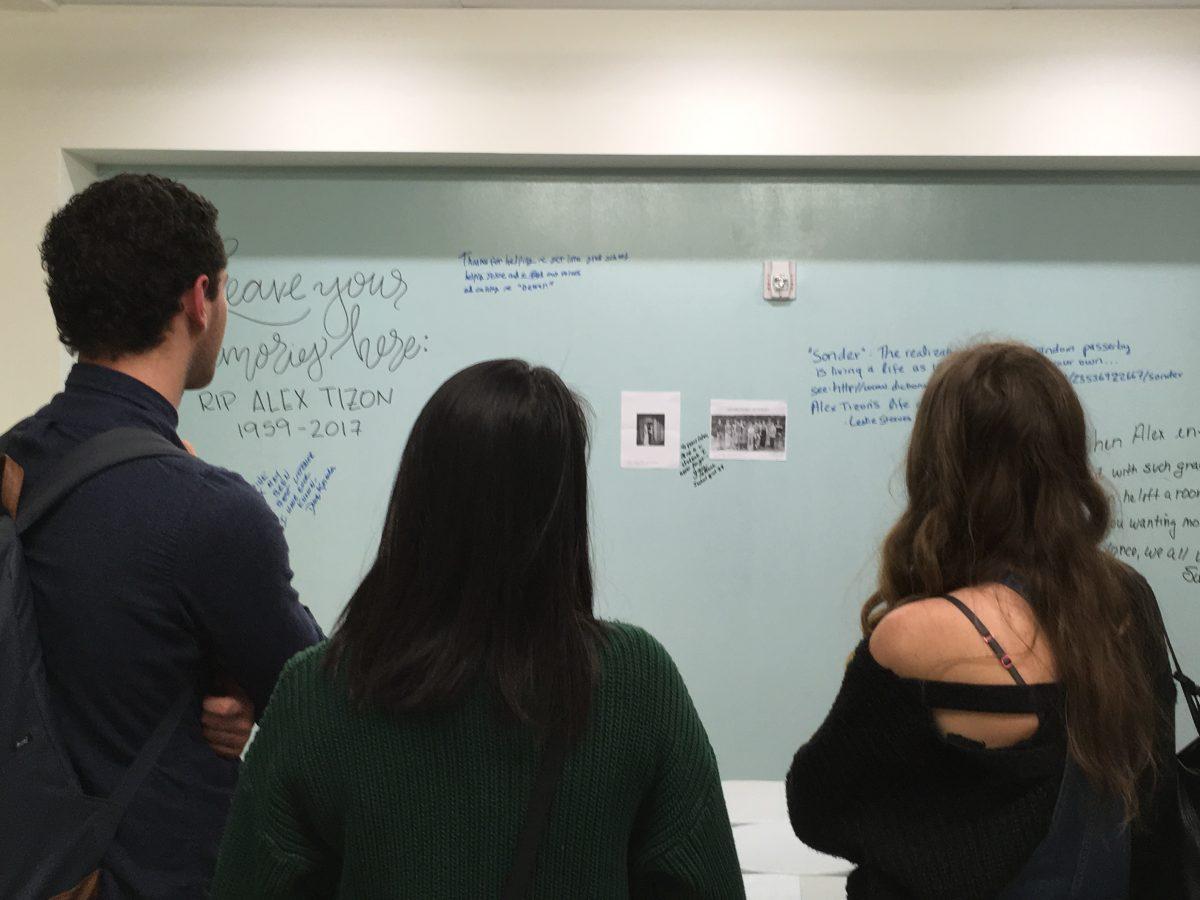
[869,586,1054,684]
[868,598,975,680]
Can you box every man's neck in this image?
[79,353,186,409]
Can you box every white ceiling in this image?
[7,0,1199,9]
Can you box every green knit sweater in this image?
[211,622,745,899]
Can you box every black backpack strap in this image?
[1127,567,1200,735]
[108,688,193,815]
[1163,623,1200,735]
[0,426,16,459]
[8,427,194,829]
[14,427,188,536]
[500,734,568,900]
[0,427,22,520]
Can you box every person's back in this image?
[863,579,1139,898]
[1,174,323,897]
[215,622,740,898]
[867,581,1056,749]
[785,342,1183,899]
[211,359,744,898]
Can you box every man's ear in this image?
[180,274,212,333]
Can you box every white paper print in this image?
[709,399,787,461]
[620,391,682,469]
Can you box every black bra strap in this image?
[916,680,1054,714]
[939,593,1027,686]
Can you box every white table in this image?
[723,780,850,900]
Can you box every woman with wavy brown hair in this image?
[786,341,1182,898]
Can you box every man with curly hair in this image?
[0,174,323,898]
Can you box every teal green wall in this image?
[109,168,1200,776]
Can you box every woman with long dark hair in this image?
[211,360,743,898]
[786,342,1182,898]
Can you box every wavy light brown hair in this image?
[861,341,1159,818]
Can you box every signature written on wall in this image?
[679,434,726,488]
[253,452,336,529]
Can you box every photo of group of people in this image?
[709,399,788,461]
[710,415,785,453]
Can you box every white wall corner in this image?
[0,0,59,12]
[60,150,98,199]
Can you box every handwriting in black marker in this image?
[679,433,726,488]
[321,282,421,374]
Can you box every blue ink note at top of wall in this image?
[253,451,337,528]
[459,250,631,296]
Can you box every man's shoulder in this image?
[94,445,263,512]
[175,458,280,538]
[2,415,261,510]
[3,412,247,490]
[0,410,49,456]
[59,441,280,551]
[185,456,261,501]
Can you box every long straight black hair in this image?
[325,359,603,737]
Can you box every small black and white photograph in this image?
[709,400,788,461]
[636,413,666,446]
[620,391,681,468]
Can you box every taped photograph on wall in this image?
[709,399,787,461]
[621,391,681,468]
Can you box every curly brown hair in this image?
[40,173,227,359]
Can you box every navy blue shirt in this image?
[2,364,324,898]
